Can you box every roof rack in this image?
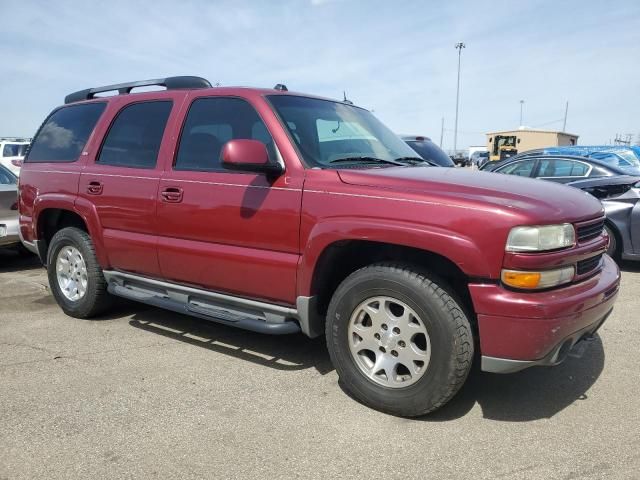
[64,76,212,104]
[0,137,31,142]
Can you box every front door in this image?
[156,96,302,305]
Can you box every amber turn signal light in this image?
[501,266,575,290]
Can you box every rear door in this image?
[78,95,181,276]
[155,94,303,304]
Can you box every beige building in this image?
[486,128,579,161]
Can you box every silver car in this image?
[0,164,20,249]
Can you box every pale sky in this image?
[1,0,638,150]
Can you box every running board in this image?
[104,271,302,335]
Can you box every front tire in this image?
[47,227,112,318]
[326,263,473,417]
[605,224,619,259]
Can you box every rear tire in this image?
[326,263,473,417]
[47,227,112,318]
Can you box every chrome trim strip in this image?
[22,170,76,175]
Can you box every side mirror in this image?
[221,139,283,176]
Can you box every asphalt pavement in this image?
[1,249,639,479]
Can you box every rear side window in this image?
[97,101,172,169]
[3,144,29,157]
[538,159,589,177]
[26,103,106,163]
[175,97,273,172]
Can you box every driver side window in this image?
[175,97,274,172]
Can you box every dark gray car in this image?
[568,176,640,261]
[402,136,455,167]
[0,164,20,249]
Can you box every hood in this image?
[337,166,604,222]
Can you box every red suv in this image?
[18,76,619,416]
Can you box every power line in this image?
[530,118,565,128]
[443,128,486,135]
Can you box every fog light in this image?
[0,225,6,237]
[501,266,575,290]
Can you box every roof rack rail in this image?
[64,76,212,104]
[0,137,31,142]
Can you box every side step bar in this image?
[104,271,305,335]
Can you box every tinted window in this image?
[26,103,106,163]
[405,141,454,167]
[2,144,29,157]
[97,101,172,169]
[538,159,589,177]
[0,165,16,184]
[175,97,273,171]
[498,159,535,177]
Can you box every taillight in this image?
[11,159,23,167]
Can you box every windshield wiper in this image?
[393,156,434,166]
[328,156,406,166]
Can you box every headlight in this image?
[506,224,575,252]
[501,266,575,290]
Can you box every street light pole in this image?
[519,100,524,127]
[453,42,465,155]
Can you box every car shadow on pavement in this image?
[127,306,334,375]
[423,336,605,422]
[0,249,42,273]
[619,260,640,273]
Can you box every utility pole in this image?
[439,117,444,148]
[519,100,524,127]
[562,101,569,132]
[453,42,465,155]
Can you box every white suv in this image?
[0,138,31,175]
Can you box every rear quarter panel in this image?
[18,162,85,244]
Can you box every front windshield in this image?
[0,165,17,184]
[268,95,420,167]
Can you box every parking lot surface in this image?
[1,250,639,480]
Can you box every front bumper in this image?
[0,217,20,248]
[469,254,620,373]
